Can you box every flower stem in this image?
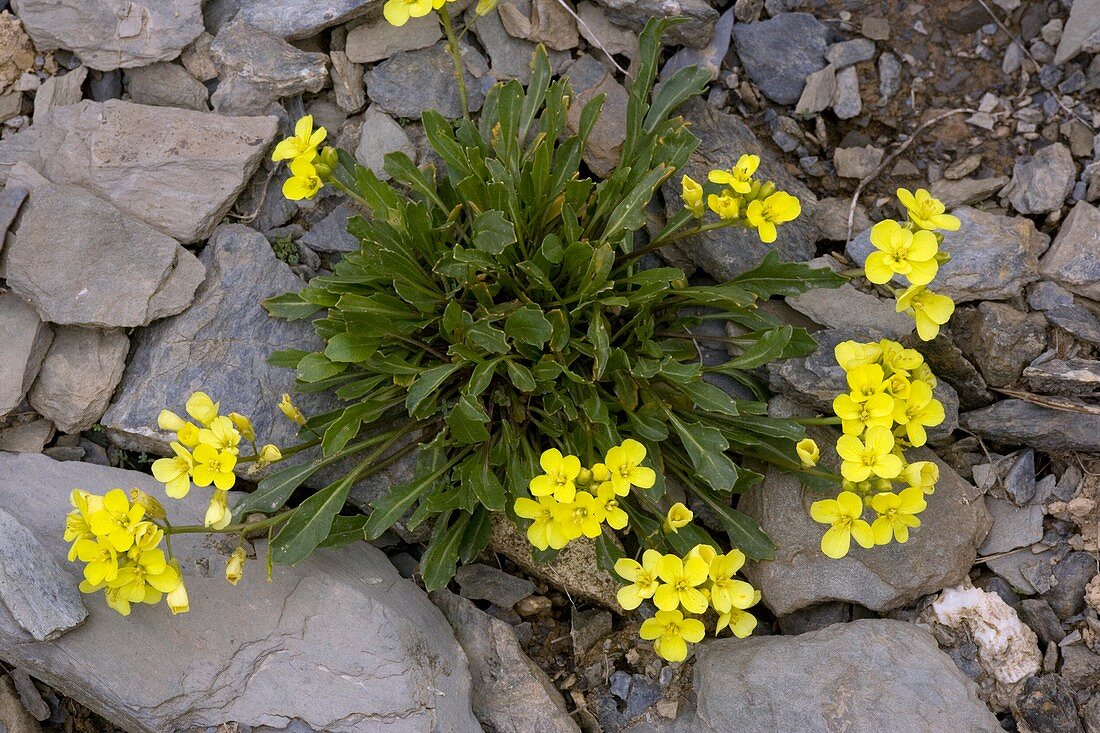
[619,220,736,265]
[163,510,294,537]
[439,9,470,120]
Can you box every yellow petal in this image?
[821,526,851,558]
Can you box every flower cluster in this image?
[64,489,188,616]
[513,440,655,550]
[616,544,761,662]
[865,189,959,341]
[271,115,334,201]
[680,154,801,244]
[152,391,282,531]
[806,339,942,558]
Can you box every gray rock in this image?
[329,51,366,114]
[795,64,836,116]
[0,292,51,418]
[641,620,1001,733]
[86,69,121,101]
[564,54,628,178]
[1061,645,1100,692]
[355,107,416,180]
[0,452,481,733]
[180,31,218,82]
[235,0,383,40]
[1002,449,1036,504]
[950,302,1048,387]
[3,173,203,328]
[1040,201,1100,301]
[961,399,1100,452]
[831,65,862,119]
[9,0,203,71]
[878,51,902,101]
[910,332,995,410]
[661,101,819,279]
[847,206,1044,303]
[979,497,1045,555]
[527,0,579,51]
[210,20,329,116]
[591,0,718,49]
[930,175,1011,207]
[472,1,569,84]
[346,13,441,64]
[126,62,209,111]
[1004,143,1077,215]
[1042,550,1095,620]
[733,13,829,105]
[834,145,882,179]
[0,674,42,733]
[433,590,579,733]
[741,440,989,615]
[661,8,733,81]
[364,42,487,120]
[1054,0,1100,64]
[101,224,331,461]
[776,601,851,635]
[455,563,535,608]
[31,66,86,124]
[576,2,638,59]
[814,196,870,241]
[302,202,360,253]
[787,282,914,339]
[1019,598,1066,644]
[0,506,86,641]
[0,100,278,243]
[1025,358,1100,395]
[1015,675,1083,733]
[1084,694,1100,733]
[826,38,877,68]
[570,607,612,657]
[28,328,129,435]
[986,547,1056,595]
[0,419,54,453]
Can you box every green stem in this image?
[619,220,735,265]
[237,437,321,464]
[439,9,470,120]
[164,510,294,537]
[792,416,842,426]
[329,178,374,212]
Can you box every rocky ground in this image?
[0,0,1099,731]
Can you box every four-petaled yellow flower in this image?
[707,192,740,220]
[551,490,605,540]
[604,439,656,495]
[530,448,582,503]
[707,550,755,614]
[192,443,238,490]
[836,425,903,482]
[796,438,819,467]
[74,536,119,586]
[832,392,894,435]
[89,489,146,553]
[198,415,241,454]
[681,175,705,218]
[639,609,706,663]
[902,460,939,494]
[513,495,563,550]
[897,188,961,231]
[810,490,875,559]
[383,0,435,26]
[716,592,760,638]
[614,549,662,610]
[865,219,939,286]
[112,548,180,605]
[845,363,888,403]
[871,487,927,544]
[594,483,629,530]
[708,154,759,194]
[185,391,219,426]
[834,340,882,371]
[663,502,693,532]
[272,115,327,162]
[283,157,324,201]
[896,284,956,341]
[653,554,709,614]
[893,380,944,447]
[745,191,801,243]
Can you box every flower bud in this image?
[226,547,246,586]
[663,502,693,533]
[475,0,499,15]
[229,412,256,442]
[278,394,307,426]
[177,422,201,448]
[260,444,282,463]
[314,146,338,178]
[204,490,232,530]
[158,409,187,432]
[166,573,189,615]
[576,467,593,487]
[796,438,819,468]
[130,488,166,520]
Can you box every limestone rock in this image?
[1040,201,1100,301]
[564,54,628,178]
[0,292,51,418]
[1003,143,1076,215]
[355,107,415,181]
[0,100,278,243]
[31,66,86,124]
[364,42,488,119]
[950,302,1047,388]
[1055,0,1100,63]
[126,62,209,111]
[591,0,717,49]
[210,20,329,116]
[329,51,366,113]
[345,13,441,63]
[0,452,481,733]
[3,173,203,328]
[301,202,360,253]
[577,2,638,60]
[28,328,129,434]
[961,399,1100,452]
[0,419,53,453]
[471,0,569,84]
[732,13,829,104]
[10,0,203,71]
[235,0,384,40]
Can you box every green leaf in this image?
[695,487,776,560]
[318,515,370,548]
[271,477,354,565]
[473,210,517,255]
[643,64,711,133]
[268,348,310,369]
[406,363,462,416]
[679,380,740,416]
[325,331,377,363]
[669,414,739,492]
[723,326,794,370]
[363,468,440,540]
[234,460,320,516]
[505,359,537,392]
[728,251,846,299]
[466,320,511,355]
[264,292,320,320]
[421,513,470,591]
[459,507,493,563]
[297,352,346,383]
[504,306,553,348]
[447,395,491,445]
[459,450,506,512]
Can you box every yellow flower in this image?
[809,490,875,559]
[594,483,629,530]
[185,391,219,426]
[896,284,956,341]
[198,415,241,454]
[157,409,188,432]
[383,0,435,26]
[177,422,201,448]
[89,489,146,553]
[128,521,163,557]
[591,463,611,483]
[902,460,939,494]
[910,362,938,389]
[271,115,327,162]
[101,585,132,616]
[897,188,961,231]
[845,363,888,403]
[871,488,927,544]
[192,444,237,490]
[832,392,894,436]
[716,595,760,638]
[796,438,819,467]
[151,442,194,498]
[260,444,282,463]
[834,340,883,371]
[708,155,760,194]
[685,543,717,565]
[166,571,189,615]
[226,547,247,585]
[74,536,119,586]
[681,175,705,218]
[836,426,903,482]
[64,490,101,558]
[110,548,179,605]
[707,550,755,614]
[614,549,662,610]
[228,412,255,442]
[279,393,307,425]
[745,191,801,243]
[551,491,605,541]
[604,439,656,496]
[205,490,232,530]
[878,340,924,377]
[653,554,709,614]
[639,609,706,663]
[514,495,565,550]
[865,219,939,286]
[892,380,944,447]
[129,489,166,520]
[475,0,499,15]
[706,192,740,220]
[530,449,583,503]
[663,502,693,533]
[283,157,324,201]
[882,373,912,402]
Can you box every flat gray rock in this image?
[846,206,1044,303]
[1003,143,1076,215]
[346,12,441,64]
[979,497,1044,555]
[0,292,52,418]
[949,302,1048,388]
[301,202,361,253]
[1039,200,1100,301]
[788,282,914,338]
[365,42,488,120]
[961,399,1100,452]
[565,54,628,178]
[10,0,203,70]
[355,107,415,180]
[236,0,384,40]
[31,66,87,123]
[627,620,1001,733]
[0,506,86,641]
[591,0,717,49]
[732,13,829,104]
[1054,0,1100,63]
[0,452,481,733]
[126,62,209,111]
[0,100,277,243]
[29,327,129,434]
